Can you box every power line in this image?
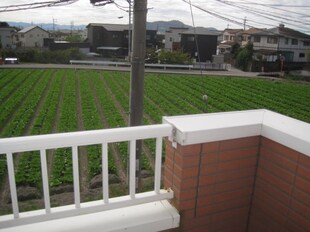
[214,0,310,27]
[0,0,79,12]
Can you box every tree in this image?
[0,22,9,27]
[157,50,192,64]
[235,43,253,71]
[65,34,83,43]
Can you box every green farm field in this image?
[0,68,309,213]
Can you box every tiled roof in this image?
[252,26,310,40]
[18,26,48,34]
[87,23,129,31]
[224,28,244,34]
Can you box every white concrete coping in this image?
[0,200,179,232]
[163,109,310,156]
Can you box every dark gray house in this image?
[87,23,157,58]
[181,28,220,62]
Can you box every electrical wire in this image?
[185,0,310,33]
[0,0,79,12]
[214,0,310,27]
[186,0,209,113]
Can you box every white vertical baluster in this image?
[6,153,19,218]
[102,143,109,204]
[72,146,80,208]
[40,149,51,213]
[129,140,136,198]
[154,137,163,194]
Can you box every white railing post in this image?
[0,124,174,229]
[72,146,80,208]
[6,153,19,218]
[154,137,163,194]
[102,143,109,204]
[129,140,136,198]
[40,149,51,213]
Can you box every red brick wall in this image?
[163,136,310,232]
[163,136,260,232]
[248,137,310,232]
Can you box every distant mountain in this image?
[7,20,218,33]
[147,20,191,32]
[7,21,86,31]
[147,20,218,33]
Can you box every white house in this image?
[250,24,310,62]
[164,27,188,51]
[17,26,49,48]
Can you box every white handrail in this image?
[0,124,173,229]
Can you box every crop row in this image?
[50,71,77,187]
[79,71,117,176]
[0,70,42,132]
[0,70,52,186]
[15,71,63,187]
[102,73,155,169]
[0,69,309,189]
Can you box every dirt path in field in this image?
[89,76,127,184]
[100,77,156,171]
[75,73,89,193]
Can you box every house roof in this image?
[253,26,310,40]
[223,28,244,34]
[181,27,220,36]
[18,26,48,34]
[87,23,130,32]
[242,27,266,35]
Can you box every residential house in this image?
[241,27,265,47]
[217,28,243,54]
[17,26,49,48]
[0,25,17,49]
[44,39,90,55]
[250,24,310,62]
[165,27,189,51]
[180,27,220,62]
[87,23,157,58]
[222,28,243,43]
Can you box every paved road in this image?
[0,63,267,78]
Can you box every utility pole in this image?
[53,18,57,31]
[243,17,247,30]
[128,0,132,61]
[129,0,147,190]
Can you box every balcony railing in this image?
[0,124,175,229]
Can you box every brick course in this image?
[162,137,310,232]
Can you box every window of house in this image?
[146,34,151,40]
[292,39,298,45]
[188,36,195,42]
[253,36,261,43]
[267,36,278,44]
[224,35,229,41]
[21,34,24,38]
[112,34,119,39]
[303,41,310,46]
[230,36,235,41]
[299,53,305,58]
[285,38,289,44]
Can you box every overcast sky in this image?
[0,0,309,33]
